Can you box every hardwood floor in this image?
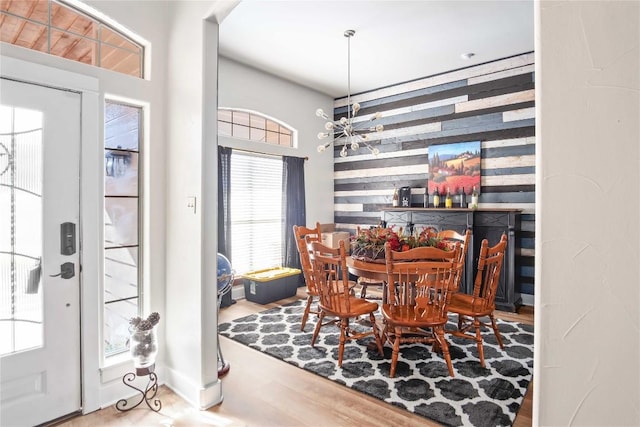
[57,288,534,426]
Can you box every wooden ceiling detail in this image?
[1,0,142,77]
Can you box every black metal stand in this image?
[115,365,162,412]
[218,284,232,377]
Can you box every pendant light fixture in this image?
[315,30,384,157]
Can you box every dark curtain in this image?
[218,146,234,307]
[282,155,306,272]
[218,146,232,257]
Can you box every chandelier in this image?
[316,29,384,158]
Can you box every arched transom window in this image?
[0,0,144,78]
[218,108,295,147]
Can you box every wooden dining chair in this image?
[446,234,507,367]
[355,226,385,299]
[382,242,461,378]
[437,229,471,293]
[293,223,322,331]
[308,240,384,367]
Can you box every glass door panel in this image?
[0,106,43,356]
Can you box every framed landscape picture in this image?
[428,140,481,195]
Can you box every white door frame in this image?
[0,55,102,414]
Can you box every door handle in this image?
[50,262,75,279]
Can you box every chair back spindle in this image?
[307,239,384,367]
[308,240,352,314]
[382,242,461,377]
[446,234,508,367]
[436,229,471,292]
[293,223,322,331]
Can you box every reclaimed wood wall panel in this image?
[329,52,536,297]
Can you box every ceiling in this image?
[218,1,534,98]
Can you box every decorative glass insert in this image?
[0,105,44,356]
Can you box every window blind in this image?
[230,152,283,275]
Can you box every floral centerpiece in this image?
[352,225,449,262]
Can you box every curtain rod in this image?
[220,145,308,161]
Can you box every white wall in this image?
[163,0,229,409]
[218,56,335,226]
[535,1,639,425]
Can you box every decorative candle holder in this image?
[116,312,162,412]
[130,327,158,369]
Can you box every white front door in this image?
[0,78,81,426]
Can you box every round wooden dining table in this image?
[346,256,442,305]
[346,257,386,281]
[345,257,390,303]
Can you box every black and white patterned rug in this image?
[219,299,534,427]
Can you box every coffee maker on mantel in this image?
[399,186,411,207]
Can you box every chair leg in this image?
[489,313,504,349]
[369,312,384,356]
[381,322,390,347]
[360,282,368,298]
[457,313,465,330]
[431,327,442,353]
[389,326,402,378]
[311,311,324,347]
[338,318,348,367]
[473,317,485,368]
[300,295,313,331]
[434,326,454,377]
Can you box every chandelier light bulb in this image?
[352,103,360,114]
[317,144,326,153]
[324,122,334,130]
[316,108,328,119]
[339,117,348,125]
[375,124,384,132]
[351,142,359,150]
[371,147,380,156]
[340,146,348,158]
[373,112,382,120]
[317,132,328,139]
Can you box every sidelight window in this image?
[103,100,142,357]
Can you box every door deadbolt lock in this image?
[50,262,75,279]
[60,222,76,255]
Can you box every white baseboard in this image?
[164,366,223,410]
[521,293,534,307]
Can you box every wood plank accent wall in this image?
[331,52,535,297]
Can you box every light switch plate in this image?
[187,196,196,214]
